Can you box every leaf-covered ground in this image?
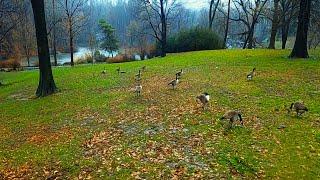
[1,49,320,179]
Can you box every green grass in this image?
[0,49,320,179]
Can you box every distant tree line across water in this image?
[0,0,319,66]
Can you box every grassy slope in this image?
[0,49,320,179]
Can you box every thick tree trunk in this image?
[268,0,280,49]
[31,0,57,97]
[247,29,254,49]
[289,0,311,58]
[223,0,231,48]
[160,0,166,57]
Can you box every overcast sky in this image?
[182,0,208,9]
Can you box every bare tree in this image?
[127,20,150,60]
[51,0,58,66]
[16,0,36,67]
[87,0,96,64]
[223,0,231,47]
[0,0,20,57]
[232,0,269,49]
[308,0,320,49]
[268,0,280,49]
[0,0,16,43]
[58,0,87,66]
[88,33,97,63]
[279,0,299,49]
[209,0,220,29]
[138,0,180,57]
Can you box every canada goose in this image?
[117,67,126,74]
[288,102,308,116]
[220,110,243,126]
[135,83,142,96]
[168,74,179,89]
[197,92,210,109]
[247,68,256,80]
[141,66,146,72]
[101,68,107,74]
[135,70,141,78]
[176,69,183,78]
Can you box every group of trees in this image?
[2,0,319,62]
[0,0,318,96]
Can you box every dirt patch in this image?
[27,126,73,146]
[8,92,34,101]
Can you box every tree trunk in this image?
[160,0,166,57]
[268,0,280,49]
[68,18,74,66]
[289,0,311,58]
[52,0,57,66]
[209,0,220,29]
[92,51,95,64]
[140,47,146,60]
[27,56,30,67]
[247,31,254,49]
[244,22,256,49]
[30,0,57,97]
[223,0,231,48]
[281,17,290,49]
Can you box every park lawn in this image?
[0,49,320,179]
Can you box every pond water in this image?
[21,47,115,66]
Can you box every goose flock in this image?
[101,65,309,128]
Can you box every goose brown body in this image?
[247,68,256,80]
[289,102,308,116]
[197,92,210,109]
[135,84,142,96]
[101,68,107,74]
[221,110,243,125]
[168,75,179,89]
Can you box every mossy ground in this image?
[0,49,320,179]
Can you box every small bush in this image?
[107,54,134,63]
[0,59,21,70]
[94,51,107,63]
[166,27,224,53]
[147,45,160,58]
[75,53,93,64]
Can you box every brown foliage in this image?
[107,54,135,63]
[0,59,21,70]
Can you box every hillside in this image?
[1,49,320,179]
